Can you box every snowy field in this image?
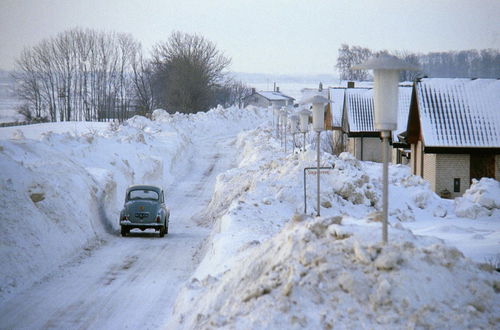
[0,106,499,329]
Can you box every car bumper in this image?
[120,220,164,228]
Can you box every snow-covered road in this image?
[0,134,237,329]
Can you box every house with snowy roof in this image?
[325,87,347,153]
[328,87,346,131]
[243,88,295,108]
[406,78,500,198]
[342,85,412,162]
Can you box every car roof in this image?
[126,185,162,193]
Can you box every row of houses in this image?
[244,78,500,198]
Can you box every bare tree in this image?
[131,48,156,115]
[151,32,231,113]
[213,78,252,108]
[14,28,143,122]
[336,44,372,81]
[337,44,499,81]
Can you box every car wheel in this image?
[159,226,165,237]
[165,224,169,235]
[121,226,128,237]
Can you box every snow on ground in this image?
[1,105,499,329]
[0,106,268,303]
[168,124,500,329]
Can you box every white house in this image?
[243,88,295,108]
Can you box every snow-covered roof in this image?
[346,86,413,135]
[415,78,500,148]
[257,91,295,101]
[328,81,374,88]
[328,88,345,128]
[393,86,413,142]
[345,88,374,133]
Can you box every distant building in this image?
[243,88,295,108]
[341,87,380,161]
[406,78,500,197]
[391,83,413,164]
[326,87,347,153]
[327,87,346,131]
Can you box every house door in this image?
[470,153,495,182]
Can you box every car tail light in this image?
[156,216,160,223]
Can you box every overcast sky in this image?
[1,0,499,75]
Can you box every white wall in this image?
[348,137,382,162]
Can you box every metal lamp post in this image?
[353,54,419,243]
[299,109,311,151]
[289,115,299,151]
[302,95,329,217]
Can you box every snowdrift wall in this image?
[0,106,268,301]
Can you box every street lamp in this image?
[289,115,299,151]
[299,109,311,151]
[302,95,329,217]
[353,54,418,243]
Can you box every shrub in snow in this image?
[172,215,499,329]
[412,190,432,209]
[455,178,500,219]
[390,207,416,222]
[337,151,361,169]
[152,108,169,121]
[432,205,448,218]
[330,155,380,207]
[10,129,25,140]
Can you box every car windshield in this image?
[129,189,159,201]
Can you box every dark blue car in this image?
[119,185,170,237]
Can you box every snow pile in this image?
[455,178,500,219]
[0,106,268,301]
[187,126,498,283]
[169,124,499,328]
[172,216,499,329]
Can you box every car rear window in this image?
[129,189,159,201]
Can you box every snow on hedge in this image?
[455,178,500,219]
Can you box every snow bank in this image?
[172,216,499,329]
[191,127,456,279]
[0,106,268,301]
[455,178,500,219]
[169,124,499,329]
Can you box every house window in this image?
[453,178,460,193]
